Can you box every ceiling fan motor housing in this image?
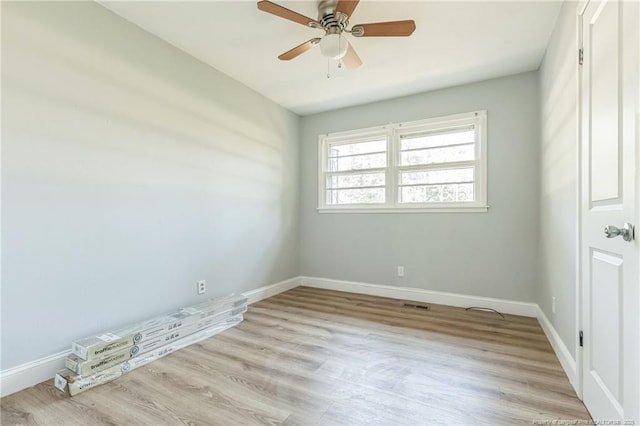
[317,0,349,32]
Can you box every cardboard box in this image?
[71,294,247,360]
[56,315,243,396]
[65,305,247,375]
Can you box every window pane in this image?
[329,140,386,157]
[401,128,474,150]
[399,183,475,204]
[400,144,474,166]
[328,153,386,172]
[327,188,385,205]
[399,167,474,185]
[327,172,385,189]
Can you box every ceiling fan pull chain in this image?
[327,58,331,79]
[337,33,343,68]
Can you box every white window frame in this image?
[317,111,488,213]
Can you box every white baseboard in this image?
[0,350,69,398]
[299,276,538,317]
[0,276,302,398]
[242,276,301,305]
[536,305,578,393]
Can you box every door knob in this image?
[604,223,635,242]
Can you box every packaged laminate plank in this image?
[71,294,247,360]
[56,315,243,396]
[65,305,247,375]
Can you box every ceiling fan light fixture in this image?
[319,33,348,59]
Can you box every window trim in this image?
[317,111,488,213]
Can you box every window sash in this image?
[396,160,477,171]
[320,127,392,207]
[400,142,474,154]
[327,150,387,159]
[326,172,386,192]
[398,181,474,188]
[399,124,475,140]
[396,162,478,202]
[325,167,387,176]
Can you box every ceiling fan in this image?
[257,0,416,69]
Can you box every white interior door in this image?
[580,0,639,421]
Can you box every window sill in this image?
[317,205,489,214]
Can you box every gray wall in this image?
[1,2,299,370]
[537,1,579,359]
[300,72,540,302]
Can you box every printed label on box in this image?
[54,374,67,391]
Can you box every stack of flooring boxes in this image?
[54,293,247,396]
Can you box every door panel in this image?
[589,0,619,203]
[590,250,622,407]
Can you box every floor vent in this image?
[403,303,430,310]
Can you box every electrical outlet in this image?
[197,280,206,295]
[397,266,405,277]
[552,296,556,314]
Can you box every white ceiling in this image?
[99,1,562,116]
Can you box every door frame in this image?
[575,0,588,401]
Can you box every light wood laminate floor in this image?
[1,287,591,425]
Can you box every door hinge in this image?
[579,48,584,65]
[579,330,584,347]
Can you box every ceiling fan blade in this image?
[342,43,362,69]
[351,20,416,37]
[257,1,320,27]
[334,0,360,18]
[278,38,321,61]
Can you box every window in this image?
[318,111,487,212]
